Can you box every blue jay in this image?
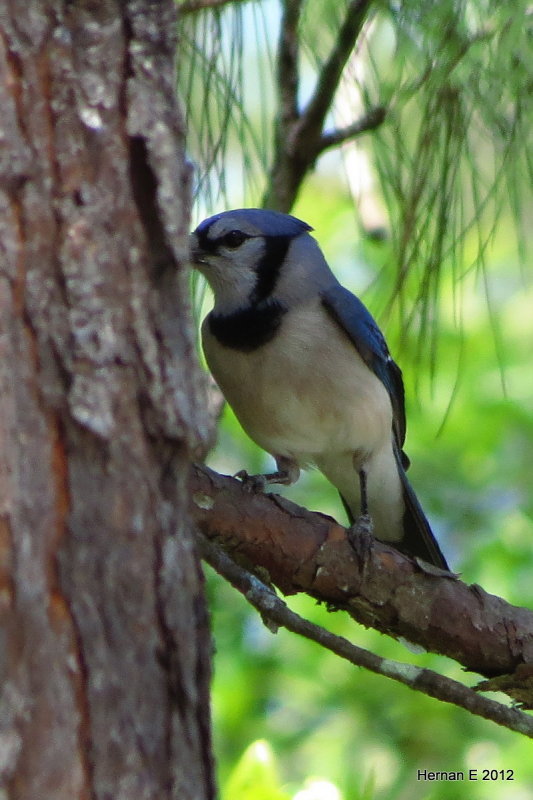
[191,208,449,570]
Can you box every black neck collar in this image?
[208,299,286,352]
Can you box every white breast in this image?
[202,300,393,465]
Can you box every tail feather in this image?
[340,452,449,571]
[395,458,449,570]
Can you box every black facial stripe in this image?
[195,222,219,253]
[251,236,291,304]
[208,300,287,352]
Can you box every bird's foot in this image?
[347,514,375,560]
[234,470,268,493]
[350,513,373,537]
[234,457,300,492]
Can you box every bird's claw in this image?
[347,514,375,559]
[352,513,373,536]
[234,470,267,493]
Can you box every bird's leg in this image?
[359,468,369,515]
[353,467,373,533]
[347,466,374,556]
[235,455,300,493]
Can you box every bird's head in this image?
[190,208,333,314]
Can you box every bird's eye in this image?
[220,230,248,249]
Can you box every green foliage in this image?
[366,0,533,363]
[221,739,354,800]
[180,0,532,354]
[179,1,533,796]
[205,186,533,796]
[179,0,275,209]
[222,740,291,800]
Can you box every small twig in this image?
[317,105,387,154]
[199,534,533,739]
[262,0,304,211]
[297,0,374,151]
[277,0,303,127]
[190,463,533,684]
[263,0,375,210]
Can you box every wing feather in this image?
[321,284,407,455]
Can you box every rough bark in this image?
[191,465,533,695]
[0,3,214,799]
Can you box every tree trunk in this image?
[0,3,214,798]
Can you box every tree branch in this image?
[298,0,373,152]
[263,0,377,211]
[277,0,303,127]
[317,105,387,154]
[198,534,533,738]
[190,464,533,705]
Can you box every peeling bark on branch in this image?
[190,464,533,689]
[199,535,533,736]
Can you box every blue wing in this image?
[322,284,449,570]
[321,284,407,460]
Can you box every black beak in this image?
[189,233,206,266]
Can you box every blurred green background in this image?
[203,189,533,800]
[179,1,533,796]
